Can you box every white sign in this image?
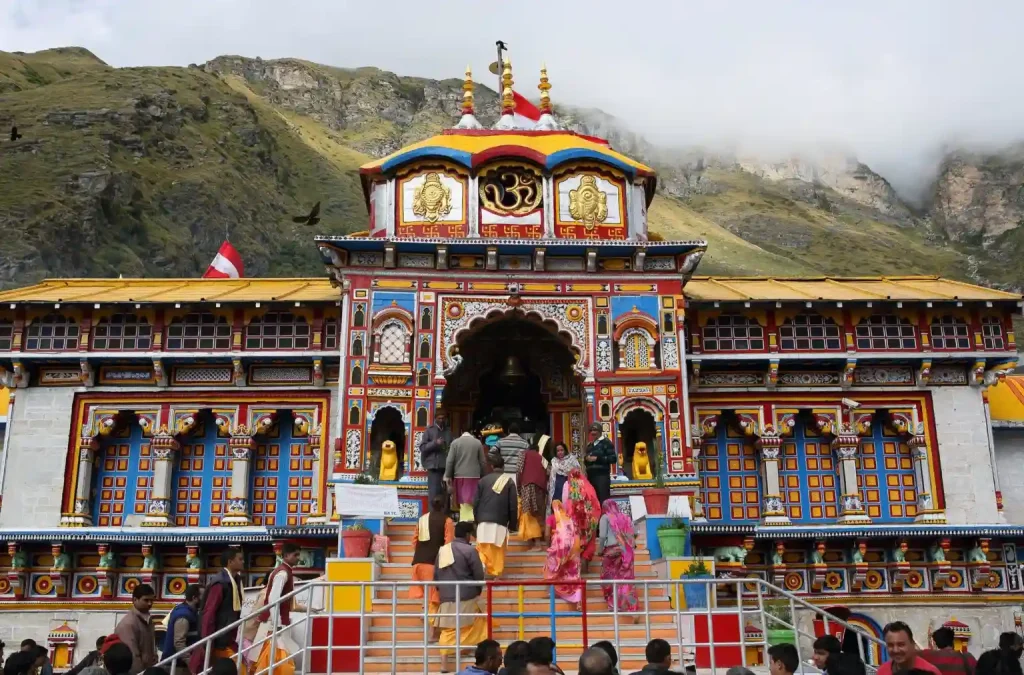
[334,484,401,517]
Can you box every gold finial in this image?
[501,58,515,115]
[538,63,552,115]
[462,65,475,115]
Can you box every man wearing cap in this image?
[584,422,616,504]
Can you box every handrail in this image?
[157,576,886,674]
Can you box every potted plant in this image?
[656,518,689,557]
[764,599,796,646]
[342,522,373,558]
[681,558,713,610]
[642,444,671,515]
[353,472,377,485]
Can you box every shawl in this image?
[518,449,548,489]
[550,453,580,477]
[544,500,582,597]
[564,469,600,561]
[602,499,636,568]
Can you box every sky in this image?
[3,0,1024,200]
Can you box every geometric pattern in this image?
[929,316,971,351]
[379,323,407,364]
[25,314,80,351]
[982,316,1005,350]
[245,312,311,350]
[854,315,916,351]
[779,424,838,523]
[778,314,842,351]
[92,313,153,351]
[700,425,760,524]
[172,417,232,527]
[857,424,917,523]
[93,424,152,526]
[251,416,315,527]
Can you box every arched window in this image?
[669,400,680,416]
[416,407,428,427]
[323,318,339,350]
[352,335,364,357]
[701,315,764,352]
[778,422,838,523]
[417,367,430,386]
[250,413,315,527]
[855,315,916,351]
[0,320,13,351]
[166,313,230,351]
[929,315,971,351]
[92,314,153,351]
[622,330,652,369]
[857,418,917,523]
[700,423,760,524]
[25,314,79,351]
[599,402,611,419]
[377,322,410,365]
[172,414,232,527]
[92,421,151,526]
[983,316,1005,350]
[349,406,360,425]
[778,313,842,351]
[245,312,310,350]
[663,312,674,333]
[351,363,363,385]
[420,307,432,330]
[597,315,609,335]
[419,337,431,359]
[353,305,366,328]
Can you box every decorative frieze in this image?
[699,371,764,387]
[98,365,157,385]
[929,365,968,385]
[853,366,914,386]
[171,365,233,386]
[778,371,841,387]
[249,365,313,385]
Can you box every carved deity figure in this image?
[771,549,784,566]
[142,551,159,571]
[891,545,907,564]
[187,553,203,570]
[811,547,826,565]
[967,544,988,563]
[379,440,399,482]
[631,442,653,480]
[11,549,27,569]
[412,172,452,223]
[929,544,947,563]
[713,546,747,564]
[98,550,117,569]
[568,175,608,230]
[52,551,71,572]
[850,546,865,564]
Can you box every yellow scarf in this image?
[492,473,511,494]
[417,513,432,541]
[437,543,455,569]
[225,569,241,612]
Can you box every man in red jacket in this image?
[190,548,245,674]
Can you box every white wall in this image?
[930,386,1000,524]
[0,387,77,528]
[995,428,1024,525]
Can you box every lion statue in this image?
[632,442,653,480]
[379,440,399,482]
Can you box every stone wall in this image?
[0,387,77,528]
[930,387,1000,524]
[995,427,1024,525]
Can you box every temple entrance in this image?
[441,313,582,445]
[369,406,406,480]
[619,408,657,479]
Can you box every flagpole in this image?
[495,40,505,99]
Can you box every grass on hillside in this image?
[0,47,108,93]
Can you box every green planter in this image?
[657,528,687,557]
[767,629,796,647]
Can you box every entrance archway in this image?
[619,408,657,479]
[441,314,582,443]
[369,406,406,480]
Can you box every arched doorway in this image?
[368,406,406,480]
[441,313,581,443]
[619,408,657,479]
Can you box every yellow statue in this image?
[568,175,608,230]
[632,442,653,480]
[412,172,452,223]
[379,440,399,481]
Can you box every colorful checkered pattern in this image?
[93,426,152,526]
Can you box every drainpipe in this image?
[0,390,15,513]
[982,390,1003,521]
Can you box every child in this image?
[768,643,800,675]
[813,636,842,674]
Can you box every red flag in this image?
[203,240,244,279]
[512,91,543,123]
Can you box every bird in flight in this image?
[10,126,22,142]
[292,201,321,226]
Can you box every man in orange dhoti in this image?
[472,453,518,578]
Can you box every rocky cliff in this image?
[1,49,1023,291]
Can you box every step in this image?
[366,596,675,611]
[366,623,677,641]
[366,612,675,630]
[373,585,669,603]
[360,643,662,659]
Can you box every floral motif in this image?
[854,367,914,385]
[700,372,764,387]
[345,429,362,469]
[778,372,841,386]
[662,336,680,369]
[596,338,613,371]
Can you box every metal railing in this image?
[157,576,886,674]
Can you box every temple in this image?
[0,58,1022,662]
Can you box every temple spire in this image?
[534,63,561,131]
[454,65,482,130]
[494,57,518,130]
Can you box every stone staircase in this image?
[361,520,679,673]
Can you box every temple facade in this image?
[0,60,1021,657]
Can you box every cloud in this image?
[3,0,1024,199]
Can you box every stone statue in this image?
[142,551,159,571]
[811,548,825,565]
[53,551,71,572]
[713,546,748,564]
[187,553,202,570]
[967,544,988,563]
[891,545,907,564]
[928,544,947,563]
[378,440,398,481]
[850,547,865,564]
[631,442,653,480]
[98,550,117,569]
[771,549,784,566]
[11,549,27,569]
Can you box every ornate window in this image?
[619,329,653,369]
[779,314,842,351]
[417,367,430,386]
[172,417,233,527]
[778,425,838,523]
[663,312,674,333]
[245,312,310,350]
[700,424,760,524]
[324,318,339,350]
[419,337,431,359]
[854,315,916,351]
[600,402,611,419]
[351,363,363,386]
[416,407,428,427]
[353,305,366,328]
[982,317,1005,350]
[25,314,79,351]
[348,406,360,425]
[375,321,411,365]
[420,307,432,330]
[597,315,609,335]
[0,320,13,350]
[166,313,230,351]
[929,315,970,350]
[92,314,153,351]
[251,419,315,527]
[92,423,152,526]
[701,315,764,352]
[669,400,680,416]
[857,421,917,523]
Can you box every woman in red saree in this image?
[563,468,600,570]
[544,500,582,610]
[597,499,640,620]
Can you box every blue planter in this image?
[682,574,713,609]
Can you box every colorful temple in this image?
[0,58,1022,661]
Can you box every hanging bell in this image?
[499,355,526,385]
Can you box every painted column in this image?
[306,426,326,523]
[143,429,180,527]
[223,430,254,526]
[832,422,870,524]
[335,279,351,478]
[756,427,789,526]
[677,321,693,474]
[66,435,99,526]
[909,428,945,524]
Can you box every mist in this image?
[4,0,1024,202]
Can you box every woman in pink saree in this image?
[598,500,640,619]
[563,469,601,570]
[544,500,583,610]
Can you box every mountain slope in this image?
[1,48,1022,293]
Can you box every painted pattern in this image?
[701,424,760,523]
[172,418,233,527]
[251,415,316,527]
[779,423,838,522]
[93,424,152,526]
[857,424,918,522]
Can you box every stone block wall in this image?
[930,387,1000,524]
[0,387,76,528]
[995,427,1024,525]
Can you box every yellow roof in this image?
[0,275,1017,306]
[684,276,1022,303]
[989,376,1024,423]
[360,129,654,177]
